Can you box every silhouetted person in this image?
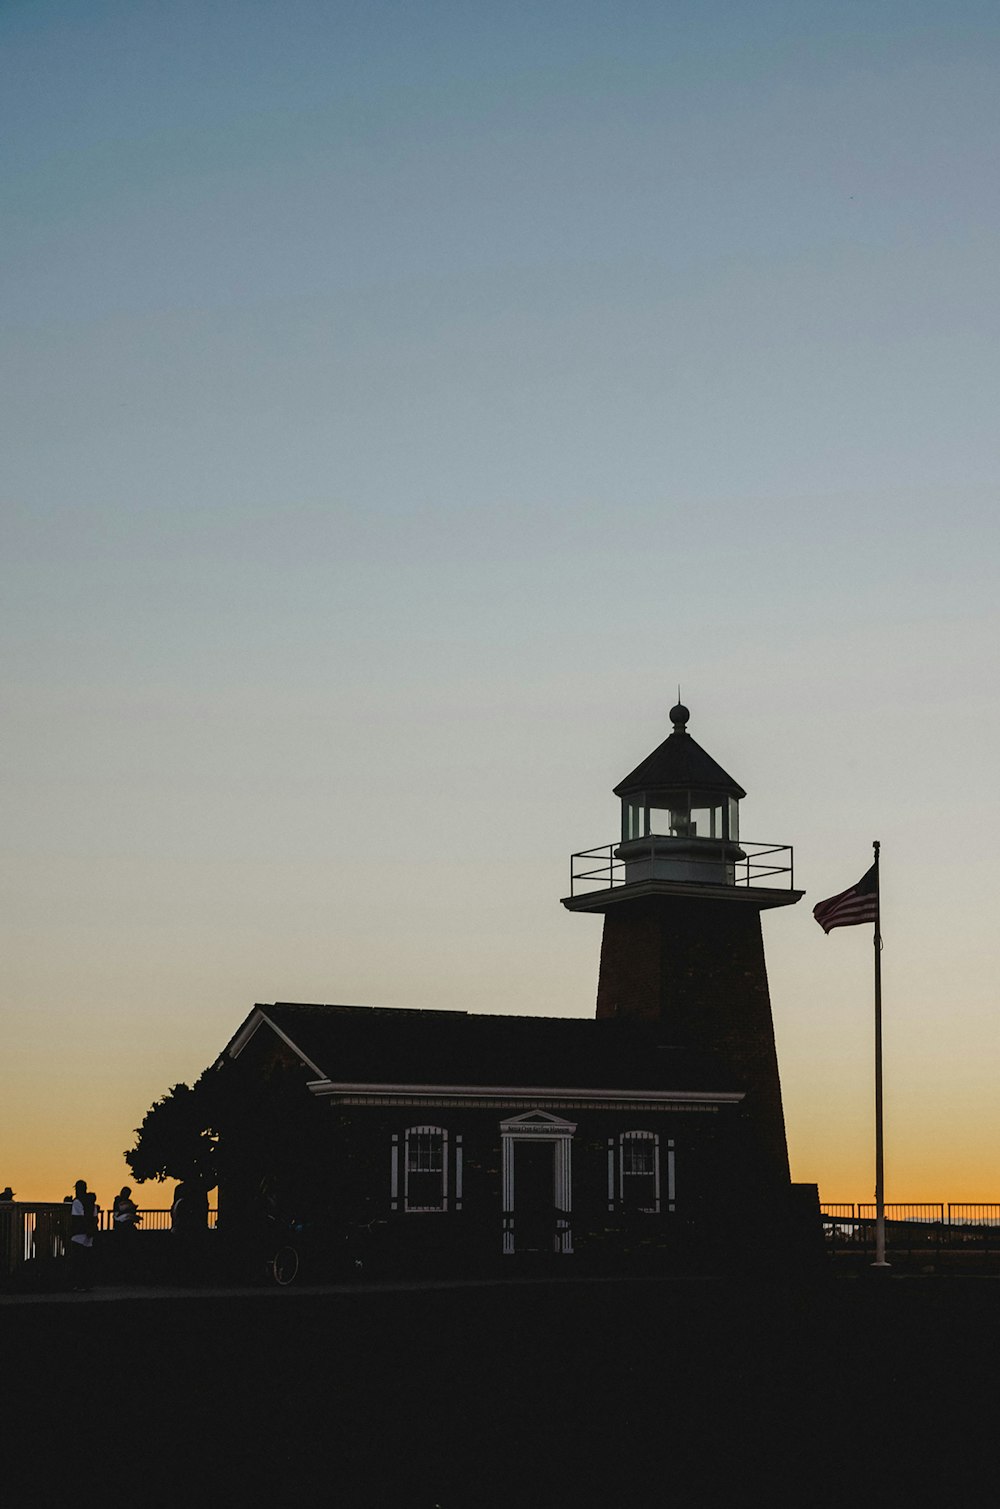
[171,1182,209,1283]
[113,1185,140,1232]
[0,1186,14,1202]
[111,1186,141,1277]
[69,1179,98,1291]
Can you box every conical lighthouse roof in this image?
[613,704,747,800]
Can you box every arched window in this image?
[403,1126,448,1212]
[619,1131,661,1214]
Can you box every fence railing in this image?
[97,1208,219,1233]
[0,1204,70,1277]
[6,1200,1000,1281]
[0,1206,218,1279]
[821,1204,1000,1254]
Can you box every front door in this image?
[500,1110,576,1255]
[513,1140,557,1252]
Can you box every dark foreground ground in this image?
[4,1275,999,1507]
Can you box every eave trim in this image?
[227,1008,327,1080]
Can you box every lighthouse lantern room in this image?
[615,702,746,885]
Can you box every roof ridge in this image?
[266,1002,602,1023]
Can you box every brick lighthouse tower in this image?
[562,702,803,1224]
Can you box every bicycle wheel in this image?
[269,1244,299,1286]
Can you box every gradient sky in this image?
[4,0,999,1207]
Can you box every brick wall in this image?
[596,895,792,1216]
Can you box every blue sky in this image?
[3,0,999,1201]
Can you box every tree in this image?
[125,1055,336,1221]
[124,1070,222,1188]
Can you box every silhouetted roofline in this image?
[220,1000,740,1096]
[613,727,746,799]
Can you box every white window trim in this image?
[618,1130,663,1215]
[403,1125,449,1213]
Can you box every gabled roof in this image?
[613,709,746,799]
[224,1001,739,1097]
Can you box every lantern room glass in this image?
[623,800,646,840]
[621,791,739,842]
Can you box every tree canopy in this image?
[124,1070,222,1188]
[125,1055,336,1216]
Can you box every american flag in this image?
[813,862,879,933]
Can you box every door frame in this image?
[500,1110,576,1255]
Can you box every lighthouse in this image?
[562,702,803,1218]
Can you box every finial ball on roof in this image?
[669,702,690,730]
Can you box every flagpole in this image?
[872,839,889,1269]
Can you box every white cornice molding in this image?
[306,1080,743,1108]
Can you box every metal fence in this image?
[6,1200,1000,1281]
[0,1205,218,1279]
[97,1208,219,1233]
[0,1204,69,1277]
[821,1204,1000,1258]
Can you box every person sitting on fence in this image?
[69,1179,98,1292]
[113,1186,141,1233]
[111,1186,141,1276]
[0,1186,14,1202]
